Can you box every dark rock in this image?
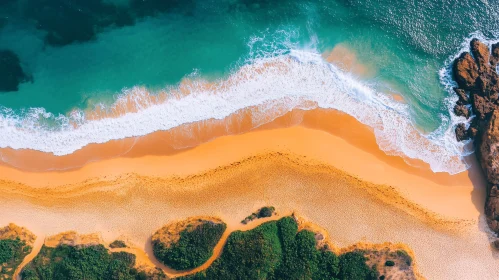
[491,43,499,67]
[486,192,499,232]
[471,38,491,74]
[453,88,469,104]
[479,110,499,185]
[455,123,469,141]
[476,75,490,94]
[453,104,470,118]
[468,127,478,138]
[0,50,31,92]
[472,94,495,120]
[453,52,479,90]
[453,39,499,237]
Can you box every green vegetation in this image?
[338,252,378,280]
[21,244,166,280]
[241,206,276,224]
[385,260,395,267]
[0,237,32,279]
[182,216,378,280]
[109,240,127,249]
[153,221,227,271]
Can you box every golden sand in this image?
[0,108,494,279]
[0,110,483,220]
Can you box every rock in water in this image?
[0,50,30,92]
[453,88,469,104]
[471,38,491,74]
[479,110,499,185]
[490,43,499,67]
[472,94,494,120]
[455,123,469,141]
[453,104,470,118]
[453,52,479,90]
[451,39,499,237]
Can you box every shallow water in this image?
[0,0,498,173]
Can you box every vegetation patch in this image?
[0,223,35,280]
[182,216,379,280]
[109,240,127,249]
[152,217,227,271]
[241,206,276,224]
[21,244,166,280]
[0,238,32,279]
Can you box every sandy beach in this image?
[0,109,496,279]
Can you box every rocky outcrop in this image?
[452,39,499,242]
[454,104,470,118]
[453,52,479,90]
[491,43,499,67]
[455,123,469,141]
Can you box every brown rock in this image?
[486,194,499,232]
[455,123,469,141]
[476,75,489,94]
[491,185,499,197]
[453,88,469,104]
[471,38,491,73]
[468,126,478,138]
[453,52,479,90]
[452,39,499,236]
[472,94,495,120]
[491,42,499,67]
[479,110,499,184]
[453,104,470,118]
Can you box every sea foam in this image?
[0,46,468,174]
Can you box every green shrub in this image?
[0,238,25,263]
[21,244,164,280]
[385,260,395,267]
[0,238,32,278]
[257,207,275,218]
[199,219,283,280]
[338,251,378,280]
[182,216,342,280]
[109,240,127,249]
[241,206,276,224]
[153,221,227,270]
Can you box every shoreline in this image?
[0,109,495,279]
[0,109,485,220]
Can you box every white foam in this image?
[0,47,469,174]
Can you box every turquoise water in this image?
[0,0,498,172]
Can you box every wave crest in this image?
[0,46,468,174]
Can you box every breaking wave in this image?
[0,43,469,174]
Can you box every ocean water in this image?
[0,0,498,173]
